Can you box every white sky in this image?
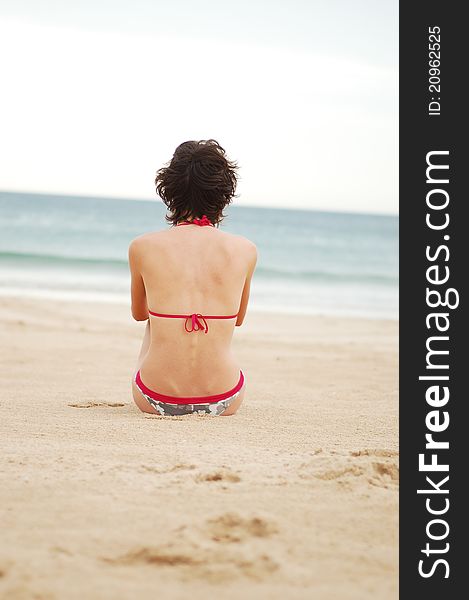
[0,1,398,214]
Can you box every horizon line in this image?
[0,188,399,218]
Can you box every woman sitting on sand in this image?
[129,139,257,416]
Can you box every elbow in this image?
[132,308,149,322]
[236,311,247,327]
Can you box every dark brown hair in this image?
[155,139,238,226]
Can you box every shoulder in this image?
[234,234,257,261]
[220,231,257,264]
[220,230,256,250]
[128,230,166,258]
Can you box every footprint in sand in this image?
[313,465,365,481]
[103,541,278,582]
[313,461,399,487]
[104,547,200,567]
[369,461,399,486]
[207,512,278,543]
[68,402,125,408]
[195,469,241,483]
[349,449,399,487]
[299,451,399,488]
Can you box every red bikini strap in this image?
[176,214,214,227]
[148,311,238,334]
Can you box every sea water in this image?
[0,191,398,319]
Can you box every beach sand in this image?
[0,296,398,599]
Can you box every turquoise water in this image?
[0,191,398,318]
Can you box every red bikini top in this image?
[150,215,237,333]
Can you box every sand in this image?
[0,295,398,599]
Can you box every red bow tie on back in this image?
[192,215,212,226]
[185,313,209,333]
[178,215,213,226]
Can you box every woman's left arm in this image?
[128,239,149,321]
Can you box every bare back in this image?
[129,223,257,397]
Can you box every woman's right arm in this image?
[236,242,258,327]
[128,238,149,321]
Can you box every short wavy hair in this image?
[155,139,238,226]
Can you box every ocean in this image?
[0,191,398,319]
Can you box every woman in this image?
[129,140,257,416]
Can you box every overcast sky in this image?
[0,1,398,214]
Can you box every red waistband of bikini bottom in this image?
[135,370,245,405]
